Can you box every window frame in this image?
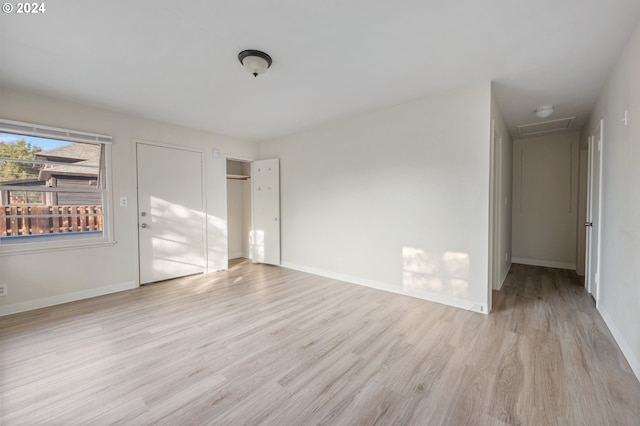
[6,189,45,205]
[0,118,115,255]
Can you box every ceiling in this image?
[1,0,639,141]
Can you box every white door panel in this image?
[585,121,603,301]
[251,159,280,265]
[137,143,205,284]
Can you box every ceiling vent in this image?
[517,116,576,137]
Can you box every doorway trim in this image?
[488,119,498,312]
[225,155,253,266]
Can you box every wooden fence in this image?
[0,206,103,237]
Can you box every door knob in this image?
[141,211,147,217]
[141,223,148,228]
[585,222,593,227]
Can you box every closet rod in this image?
[227,174,250,180]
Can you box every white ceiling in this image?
[1,0,639,140]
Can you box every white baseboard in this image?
[496,262,512,291]
[228,251,247,260]
[512,257,576,271]
[0,281,137,316]
[281,262,489,314]
[599,306,640,382]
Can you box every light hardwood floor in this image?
[1,260,639,425]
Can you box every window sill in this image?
[0,235,117,256]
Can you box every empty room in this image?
[1,1,640,424]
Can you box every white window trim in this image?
[0,118,115,256]
[0,119,112,145]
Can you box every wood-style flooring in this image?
[1,260,639,425]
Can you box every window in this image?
[8,190,44,204]
[0,119,112,251]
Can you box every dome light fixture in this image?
[238,50,272,77]
[535,105,554,118]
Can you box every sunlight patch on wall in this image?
[442,251,470,278]
[250,229,265,263]
[207,213,227,256]
[402,247,470,298]
[207,213,227,234]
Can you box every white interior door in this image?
[585,121,603,300]
[251,158,280,265]
[137,143,206,284]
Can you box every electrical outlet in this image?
[0,284,8,296]
[338,258,344,267]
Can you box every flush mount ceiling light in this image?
[238,50,272,77]
[535,105,555,118]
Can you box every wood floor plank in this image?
[1,260,640,425]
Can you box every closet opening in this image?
[226,159,252,267]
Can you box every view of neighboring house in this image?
[0,142,100,206]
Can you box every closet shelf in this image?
[227,174,250,180]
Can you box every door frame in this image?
[584,135,594,292]
[492,123,503,291]
[488,119,499,312]
[134,139,208,285]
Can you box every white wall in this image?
[0,87,258,315]
[260,83,492,312]
[227,179,244,259]
[512,132,580,269]
[490,92,513,290]
[584,18,640,380]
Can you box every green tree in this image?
[0,139,42,182]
